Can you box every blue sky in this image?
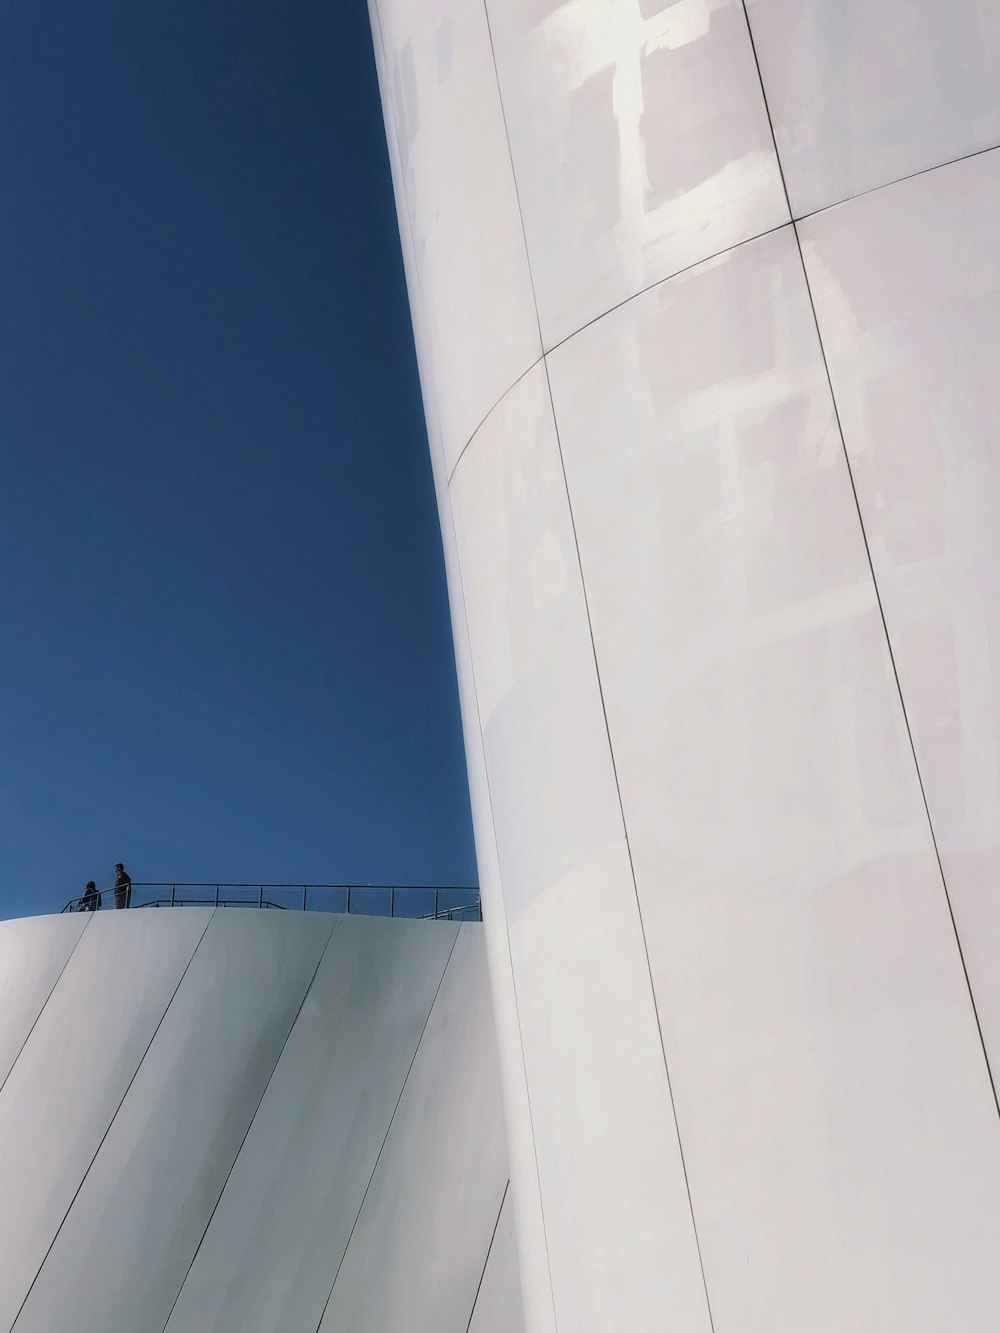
[0,1,475,919]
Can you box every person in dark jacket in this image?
[113,863,132,910]
[80,880,101,912]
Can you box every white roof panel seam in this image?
[309,921,462,1333]
[8,907,218,1332]
[0,912,93,1102]
[158,913,343,1333]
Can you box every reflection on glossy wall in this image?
[0,911,517,1333]
[368,1,1000,1330]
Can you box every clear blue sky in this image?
[0,1,476,919]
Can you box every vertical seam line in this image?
[480,3,717,1328]
[310,922,462,1333]
[444,493,561,1333]
[739,0,1000,1119]
[370,2,560,1327]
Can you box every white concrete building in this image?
[367,2,1000,1330]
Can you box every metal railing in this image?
[61,882,482,922]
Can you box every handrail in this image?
[61,882,482,922]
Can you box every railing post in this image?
[171,884,176,907]
[214,885,220,907]
[390,887,395,918]
[258,884,264,909]
[347,886,352,915]
[435,888,439,920]
[302,885,307,912]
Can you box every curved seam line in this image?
[447,221,792,496]
[464,1180,510,1333]
[309,922,462,1333]
[541,219,789,361]
[444,492,562,1333]
[0,912,94,1103]
[794,140,1000,224]
[481,3,717,1328]
[9,907,218,1333]
[740,0,1000,1119]
[157,914,343,1333]
[446,352,545,489]
[448,131,1000,442]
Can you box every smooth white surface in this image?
[547,225,1000,1331]
[163,915,459,1333]
[368,2,1000,1328]
[800,150,1000,1077]
[371,0,540,477]
[746,0,1000,217]
[318,925,509,1333]
[450,365,712,1333]
[368,0,451,499]
[469,1190,524,1333]
[489,0,788,348]
[0,912,87,1087]
[0,908,212,1331]
[440,499,557,1333]
[14,909,335,1333]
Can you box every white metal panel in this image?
[440,497,555,1333]
[800,150,1000,1077]
[487,0,788,349]
[449,364,712,1333]
[0,912,88,1088]
[746,0,1000,217]
[371,0,541,477]
[163,915,459,1333]
[14,909,335,1333]
[546,225,1000,1331]
[448,364,629,926]
[468,1189,524,1333]
[0,907,213,1332]
[367,0,450,500]
[317,925,508,1333]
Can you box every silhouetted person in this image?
[114,863,132,910]
[80,880,101,912]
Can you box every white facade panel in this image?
[370,0,541,477]
[14,910,335,1333]
[489,0,788,348]
[449,364,712,1333]
[0,907,212,1331]
[317,925,508,1333]
[546,223,1000,1330]
[163,915,458,1333]
[369,3,1000,1329]
[439,501,558,1333]
[468,1190,524,1333]
[368,1,451,498]
[746,0,1000,217]
[800,149,1000,1071]
[0,912,87,1088]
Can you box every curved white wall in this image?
[0,910,519,1333]
[367,3,1000,1331]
